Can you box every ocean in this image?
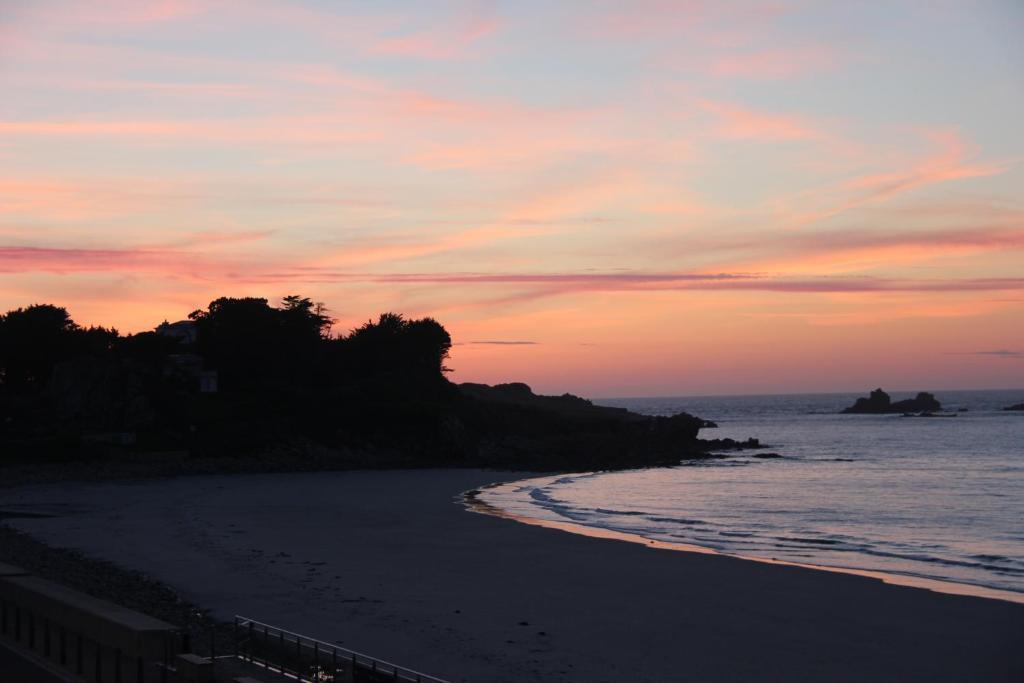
[478,389,1024,599]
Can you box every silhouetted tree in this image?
[114,331,183,365]
[343,312,451,381]
[404,317,452,375]
[280,295,334,341]
[188,295,334,391]
[189,297,281,390]
[0,304,117,391]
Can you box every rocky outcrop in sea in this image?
[842,388,941,414]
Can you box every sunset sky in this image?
[1,1,1022,396]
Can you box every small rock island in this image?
[1004,403,1024,411]
[842,388,941,414]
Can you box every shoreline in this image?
[1,469,1021,682]
[465,475,1024,606]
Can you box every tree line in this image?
[0,296,451,396]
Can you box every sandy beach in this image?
[0,469,1020,682]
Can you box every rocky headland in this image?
[454,382,746,470]
[2,300,759,480]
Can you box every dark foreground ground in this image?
[0,639,65,682]
[0,469,1021,682]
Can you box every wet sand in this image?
[0,469,1021,682]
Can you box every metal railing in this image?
[234,615,449,683]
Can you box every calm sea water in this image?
[479,390,1024,596]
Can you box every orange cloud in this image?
[746,295,1015,327]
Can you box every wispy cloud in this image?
[371,15,500,60]
[0,118,378,147]
[946,350,1024,359]
[773,128,1010,229]
[584,1,786,40]
[2,1,1022,391]
[4,244,1024,297]
[702,223,1024,274]
[461,340,538,346]
[355,272,1024,295]
[701,100,821,140]
[5,0,204,28]
[709,46,839,79]
[837,129,1007,205]
[0,245,238,277]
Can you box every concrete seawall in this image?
[0,560,181,682]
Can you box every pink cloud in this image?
[585,1,790,44]
[694,222,1024,275]
[0,233,270,277]
[0,68,598,170]
[701,100,821,140]
[347,272,1024,296]
[0,117,380,147]
[307,224,560,269]
[371,15,500,59]
[6,242,1022,298]
[158,230,273,249]
[586,1,763,40]
[775,128,1011,228]
[0,245,226,277]
[6,0,203,27]
[841,128,1006,201]
[710,46,839,79]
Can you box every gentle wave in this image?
[479,389,1024,598]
